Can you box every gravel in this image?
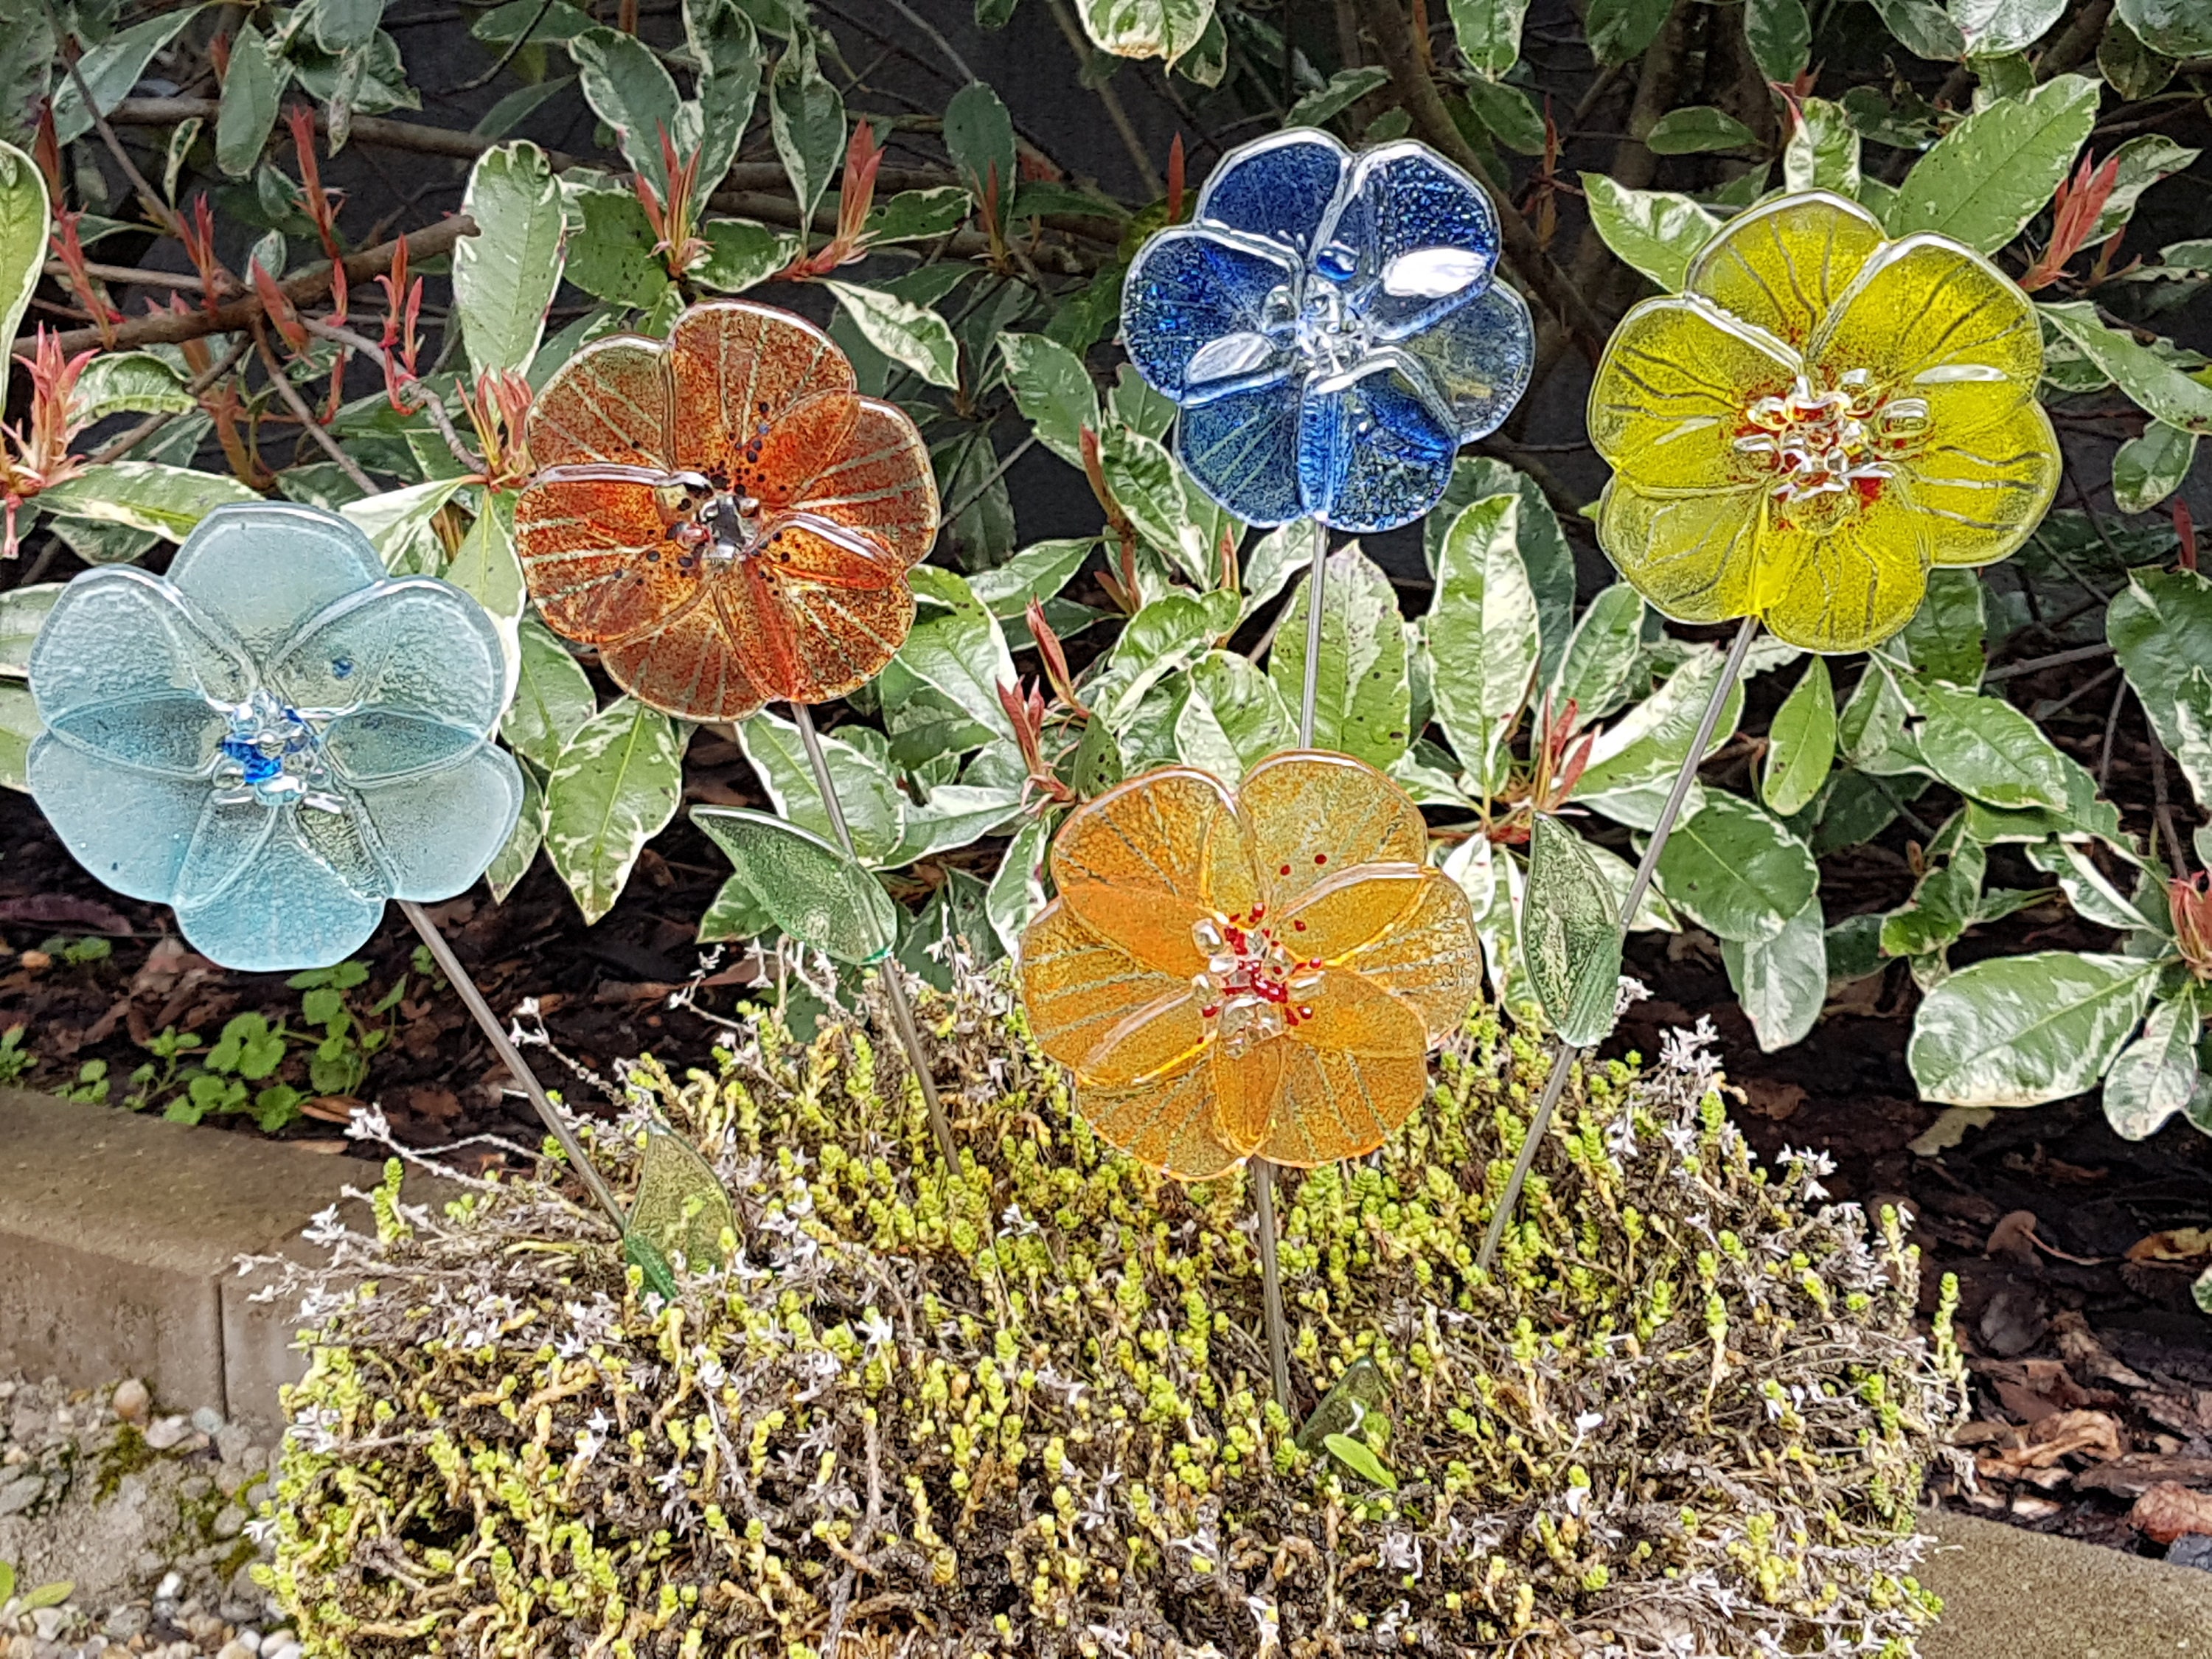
[0,1376,285,1659]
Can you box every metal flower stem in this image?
[1475,612,1763,1273]
[789,700,960,1171]
[1253,515,1333,1411]
[397,900,628,1236]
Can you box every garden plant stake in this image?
[1479,191,2060,1268]
[21,501,630,1235]
[1118,126,1531,1401]
[513,298,956,1169]
[1019,751,1483,1407]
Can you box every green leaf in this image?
[1720,895,1827,1052]
[1950,0,2065,55]
[1430,495,1537,779]
[2110,567,2212,771]
[504,616,597,769]
[1879,832,1987,959]
[54,7,206,144]
[686,0,761,201]
[824,279,959,389]
[21,1579,72,1613]
[971,538,1096,617]
[558,185,671,308]
[569,27,683,188]
[867,186,972,245]
[215,24,284,177]
[1909,950,2158,1107]
[543,697,686,924]
[736,709,905,865]
[1464,80,1545,156]
[2040,304,2212,435]
[1172,650,1292,779]
[1646,105,1758,155]
[340,476,473,572]
[1548,584,1646,728]
[1654,793,1819,945]
[986,813,1052,956]
[2025,838,2152,930]
[691,807,896,963]
[1868,0,1968,58]
[2115,0,2212,55]
[1745,0,1812,81]
[1450,0,1528,77]
[1575,644,1745,827]
[1321,1431,1397,1491]
[1962,747,2126,846]
[0,681,40,791]
[1586,0,1672,63]
[0,582,59,678]
[1905,679,2067,810]
[2098,14,2176,99]
[1900,568,1986,687]
[894,566,1020,740]
[1097,425,1216,585]
[1890,75,2099,255]
[694,218,796,292]
[1520,814,1626,1048]
[72,352,194,423]
[1763,656,1837,818]
[1579,175,1720,291]
[997,333,1099,467]
[316,0,387,51]
[1269,543,1411,768]
[454,143,566,377]
[38,464,262,543]
[445,491,525,688]
[1783,96,1861,196]
[1286,66,1390,126]
[2102,987,2203,1139]
[2113,420,2197,515]
[769,39,845,226]
[1073,0,1216,66]
[486,763,545,902]
[885,783,1024,864]
[2089,134,2199,243]
[0,140,46,406]
[944,80,1016,201]
[1088,589,1237,730]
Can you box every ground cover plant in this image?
[0,0,2209,1593]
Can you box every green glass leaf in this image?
[692,807,897,964]
[624,1231,680,1301]
[626,1125,735,1276]
[1521,815,1625,1049]
[1294,1357,1390,1452]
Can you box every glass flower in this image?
[1588,190,2059,655]
[1020,750,1484,1180]
[26,502,522,973]
[1120,128,1534,534]
[515,300,939,721]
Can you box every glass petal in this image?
[1400,278,1536,443]
[787,396,939,567]
[1238,751,1427,914]
[1588,296,1801,493]
[27,734,209,902]
[1077,1049,1246,1180]
[1195,128,1351,254]
[1051,766,1261,977]
[1296,352,1458,533]
[667,300,858,493]
[526,336,672,469]
[271,577,508,782]
[1256,969,1428,1166]
[173,799,386,972]
[1596,476,1765,627]
[1753,487,1932,653]
[599,583,771,720]
[1020,898,1202,1080]
[1903,399,2061,567]
[1811,234,2042,440]
[164,503,384,658]
[1324,141,1501,341]
[1121,226,1300,403]
[1331,868,1485,1042]
[350,745,524,900]
[1176,380,1304,527]
[27,566,246,776]
[1687,190,1886,352]
[516,474,706,647]
[740,516,915,708]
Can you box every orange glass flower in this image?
[514,300,939,720]
[1020,751,1484,1180]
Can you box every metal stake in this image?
[790,700,960,1170]
[1475,613,1761,1272]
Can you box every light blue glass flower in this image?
[27,502,523,972]
[1121,129,1535,534]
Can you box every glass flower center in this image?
[1253,265,1378,379]
[1190,908,1322,1056]
[1734,370,1930,512]
[215,689,331,807]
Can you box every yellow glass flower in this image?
[1020,751,1484,1180]
[1588,191,2059,653]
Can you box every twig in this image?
[2098,677,2127,791]
[53,21,184,239]
[252,319,377,494]
[453,0,558,91]
[299,316,484,475]
[2146,711,2191,876]
[1043,0,1164,198]
[937,432,1037,529]
[1981,640,2115,684]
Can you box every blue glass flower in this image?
[26,502,523,972]
[1121,129,1535,535]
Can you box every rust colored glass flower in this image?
[514,300,939,720]
[1020,751,1484,1180]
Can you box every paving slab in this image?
[1920,1509,2212,1659]
[0,1086,445,1421]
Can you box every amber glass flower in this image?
[1589,192,2059,654]
[514,301,939,720]
[1020,751,1484,1180]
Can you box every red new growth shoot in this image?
[1166,133,1186,224]
[783,122,884,278]
[634,128,711,279]
[374,235,424,411]
[2020,152,2121,292]
[0,329,94,556]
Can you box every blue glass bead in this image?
[26,501,524,973]
[1120,128,1534,533]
